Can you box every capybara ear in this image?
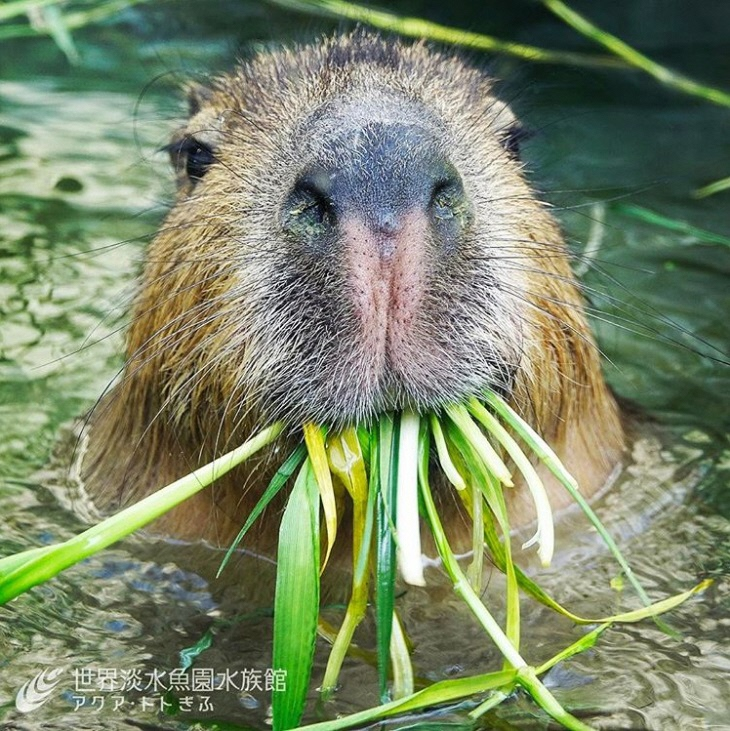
[184,81,214,117]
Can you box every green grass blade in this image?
[293,669,518,730]
[468,398,554,567]
[542,0,730,108]
[0,423,284,605]
[417,435,525,669]
[613,203,730,247]
[389,610,414,699]
[375,413,399,702]
[441,423,521,658]
[445,404,513,487]
[321,430,374,697]
[265,0,624,69]
[34,4,80,64]
[693,175,730,200]
[272,458,321,731]
[482,390,653,609]
[217,441,306,578]
[430,414,466,491]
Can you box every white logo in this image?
[15,667,66,713]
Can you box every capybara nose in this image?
[281,122,471,257]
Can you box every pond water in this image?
[1,2,728,730]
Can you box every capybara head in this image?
[85,32,623,541]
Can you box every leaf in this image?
[445,404,513,487]
[0,423,284,605]
[272,459,321,731]
[468,398,554,567]
[217,442,306,578]
[375,413,399,702]
[304,423,338,570]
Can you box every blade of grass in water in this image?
[0,422,284,605]
[693,175,730,200]
[375,413,399,702]
[217,442,306,578]
[613,203,730,247]
[272,458,321,731]
[417,437,594,731]
[482,390,653,609]
[542,0,730,108]
[389,610,414,699]
[440,423,521,658]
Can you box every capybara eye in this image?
[183,139,216,181]
[163,137,216,183]
[500,123,532,158]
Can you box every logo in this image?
[15,667,66,713]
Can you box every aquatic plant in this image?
[0,391,708,731]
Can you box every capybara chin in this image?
[82,31,624,556]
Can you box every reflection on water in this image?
[1,2,728,729]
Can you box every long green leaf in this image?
[0,423,284,605]
[264,0,624,69]
[217,442,306,578]
[272,459,321,731]
[543,0,730,108]
[375,413,399,702]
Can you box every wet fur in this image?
[83,32,624,555]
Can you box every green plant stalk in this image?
[265,0,624,69]
[482,390,653,608]
[445,403,513,486]
[418,450,595,731]
[0,0,64,21]
[272,458,321,731]
[468,398,555,567]
[389,610,414,699]
[0,422,284,605]
[693,176,730,199]
[295,669,519,730]
[613,203,730,247]
[441,424,520,659]
[542,0,730,108]
[0,0,152,39]
[375,413,398,702]
[466,476,484,592]
[217,442,306,577]
[430,415,466,490]
[304,423,338,569]
[321,433,375,696]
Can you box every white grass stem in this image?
[396,410,425,586]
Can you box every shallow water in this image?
[1,2,729,730]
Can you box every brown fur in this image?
[83,32,624,557]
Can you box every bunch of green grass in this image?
[0,390,708,731]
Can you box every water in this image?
[1,2,729,729]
